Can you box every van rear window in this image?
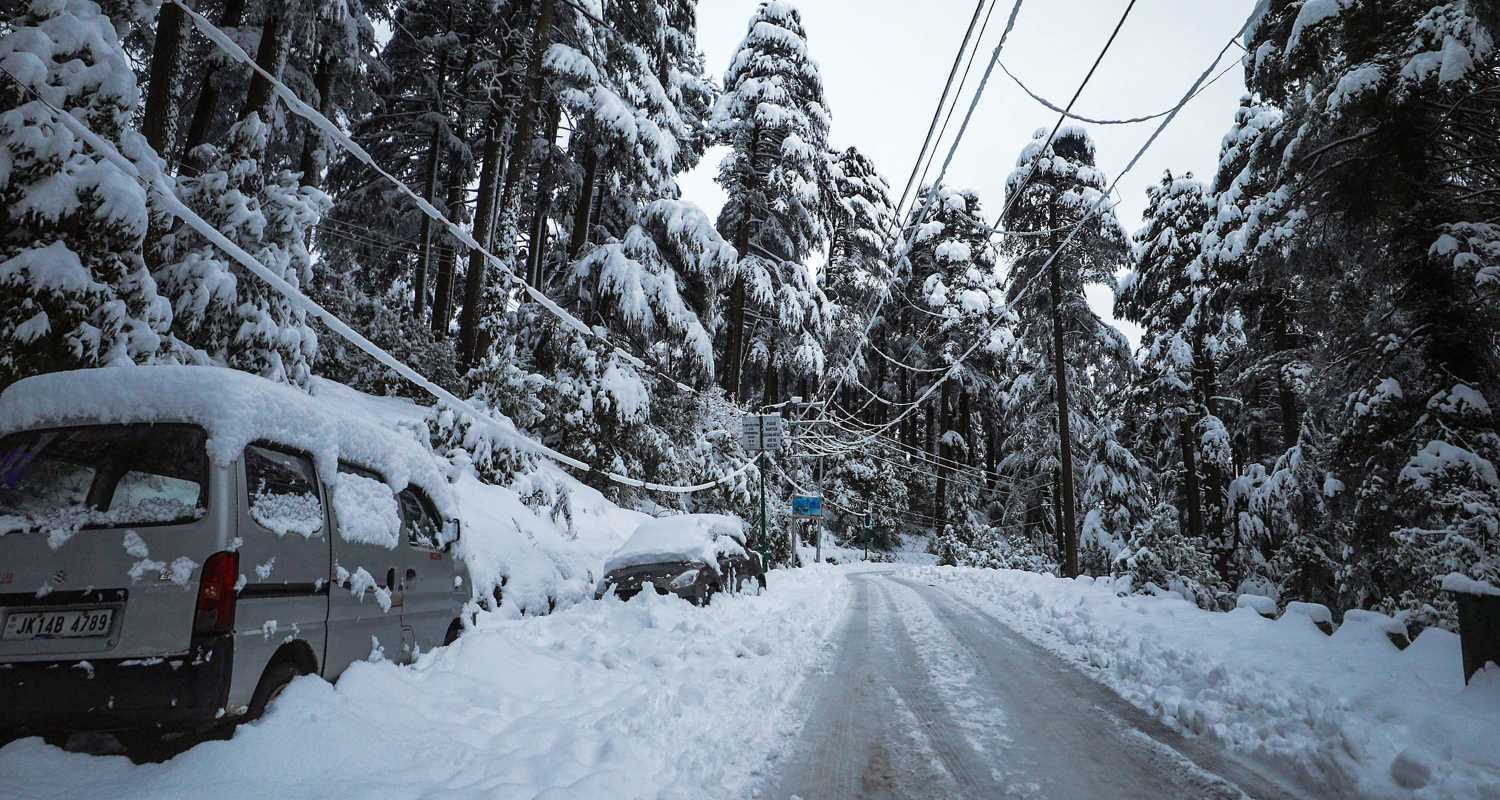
[0,424,208,535]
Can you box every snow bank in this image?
[904,566,1500,800]
[604,514,747,574]
[0,566,851,800]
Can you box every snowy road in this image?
[760,571,1309,800]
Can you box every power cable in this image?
[168,0,704,396]
[814,17,1260,452]
[816,0,1028,423]
[0,63,752,496]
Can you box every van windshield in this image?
[0,424,208,537]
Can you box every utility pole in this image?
[757,450,768,567]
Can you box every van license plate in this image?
[2,608,115,640]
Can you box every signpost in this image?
[740,414,784,569]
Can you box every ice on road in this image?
[760,571,1307,800]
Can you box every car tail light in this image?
[194,551,239,635]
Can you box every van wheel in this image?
[247,661,302,722]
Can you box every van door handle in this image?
[405,568,417,582]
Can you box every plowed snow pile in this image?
[906,565,1500,800]
[0,567,849,800]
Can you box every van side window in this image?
[399,489,442,550]
[245,444,324,537]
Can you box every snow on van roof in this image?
[604,513,747,574]
[0,366,456,518]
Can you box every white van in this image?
[0,366,469,746]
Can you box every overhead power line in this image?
[816,13,1263,453]
[167,0,705,397]
[890,0,994,227]
[817,0,1029,420]
[996,57,1240,127]
[0,67,752,496]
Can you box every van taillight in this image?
[194,551,239,635]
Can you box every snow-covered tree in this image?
[157,115,329,388]
[1117,171,1233,569]
[1079,419,1153,577]
[0,0,173,388]
[999,125,1131,577]
[712,0,832,401]
[1239,0,1500,626]
[569,199,737,384]
[904,185,1012,528]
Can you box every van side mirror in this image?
[443,518,462,548]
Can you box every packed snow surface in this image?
[603,513,748,574]
[904,566,1500,800]
[0,566,850,800]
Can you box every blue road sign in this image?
[792,495,823,518]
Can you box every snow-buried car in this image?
[0,366,468,747]
[595,514,765,605]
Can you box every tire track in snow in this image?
[891,574,1307,799]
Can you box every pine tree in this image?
[0,0,174,388]
[712,0,831,401]
[1079,419,1153,577]
[157,115,328,387]
[1117,171,1235,573]
[903,185,1011,529]
[1000,126,1131,577]
[1240,0,1500,626]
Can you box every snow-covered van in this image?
[0,366,467,746]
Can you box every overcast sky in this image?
[677,0,1258,351]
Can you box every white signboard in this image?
[739,414,784,453]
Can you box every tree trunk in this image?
[1178,415,1204,541]
[1269,287,1301,450]
[481,0,556,328]
[430,168,468,339]
[1049,253,1079,578]
[297,47,337,189]
[568,144,600,260]
[241,2,294,123]
[1191,324,1226,560]
[935,382,953,530]
[984,407,998,491]
[413,46,450,320]
[181,0,248,163]
[142,0,191,164]
[457,121,505,364]
[414,123,443,321]
[527,99,563,288]
[1053,470,1066,557]
[960,389,974,467]
[722,217,750,400]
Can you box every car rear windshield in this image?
[0,424,209,534]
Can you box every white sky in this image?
[677,0,1257,352]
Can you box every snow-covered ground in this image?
[904,565,1500,800]
[0,566,850,800]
